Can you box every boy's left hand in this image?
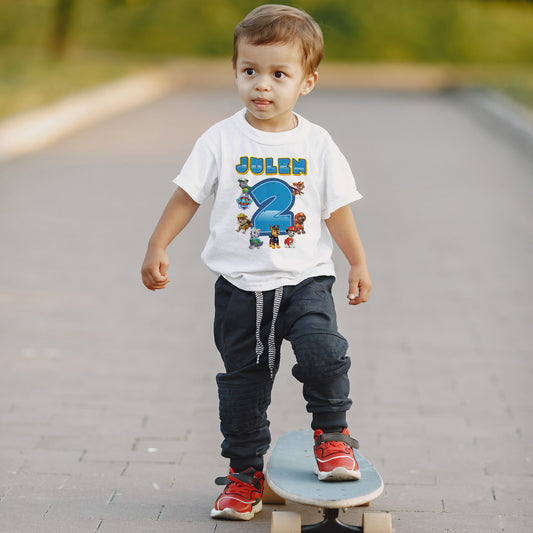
[347,264,372,305]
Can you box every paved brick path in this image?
[1,88,532,532]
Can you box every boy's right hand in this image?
[141,245,170,291]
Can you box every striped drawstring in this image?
[254,291,264,364]
[254,287,283,379]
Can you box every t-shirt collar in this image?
[235,108,304,145]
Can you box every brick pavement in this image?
[0,88,532,532]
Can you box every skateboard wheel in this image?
[271,511,301,533]
[362,512,392,533]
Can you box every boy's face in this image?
[234,40,318,132]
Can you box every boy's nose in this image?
[254,75,270,91]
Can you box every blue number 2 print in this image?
[249,178,295,236]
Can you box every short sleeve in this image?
[172,135,218,204]
[321,137,362,219]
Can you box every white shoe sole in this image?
[315,466,362,482]
[210,500,262,521]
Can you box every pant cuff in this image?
[311,412,348,432]
[229,457,264,472]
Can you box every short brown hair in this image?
[233,4,324,75]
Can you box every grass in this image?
[1,1,532,119]
[0,49,531,122]
[451,64,533,111]
[0,47,157,120]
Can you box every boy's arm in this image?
[325,205,372,305]
[141,187,200,291]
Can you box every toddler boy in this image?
[141,4,372,521]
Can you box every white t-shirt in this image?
[173,108,362,292]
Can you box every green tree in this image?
[49,0,77,57]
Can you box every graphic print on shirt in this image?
[234,156,308,251]
[236,178,253,209]
[284,227,296,248]
[290,181,305,196]
[248,227,264,249]
[249,178,295,236]
[294,212,306,234]
[236,213,253,233]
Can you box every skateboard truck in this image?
[271,508,392,533]
[303,508,363,532]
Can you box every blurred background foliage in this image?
[1,0,532,118]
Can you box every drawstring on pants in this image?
[254,291,264,364]
[254,287,283,378]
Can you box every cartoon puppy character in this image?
[238,178,251,196]
[269,225,281,249]
[294,212,306,234]
[249,227,263,249]
[291,181,305,195]
[284,226,296,248]
[236,213,252,233]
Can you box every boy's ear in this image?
[300,71,319,95]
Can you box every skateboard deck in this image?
[265,430,391,532]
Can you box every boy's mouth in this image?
[252,98,272,109]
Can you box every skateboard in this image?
[263,430,391,532]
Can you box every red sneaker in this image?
[313,428,361,481]
[210,467,264,520]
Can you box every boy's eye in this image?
[245,68,255,76]
[274,71,286,79]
